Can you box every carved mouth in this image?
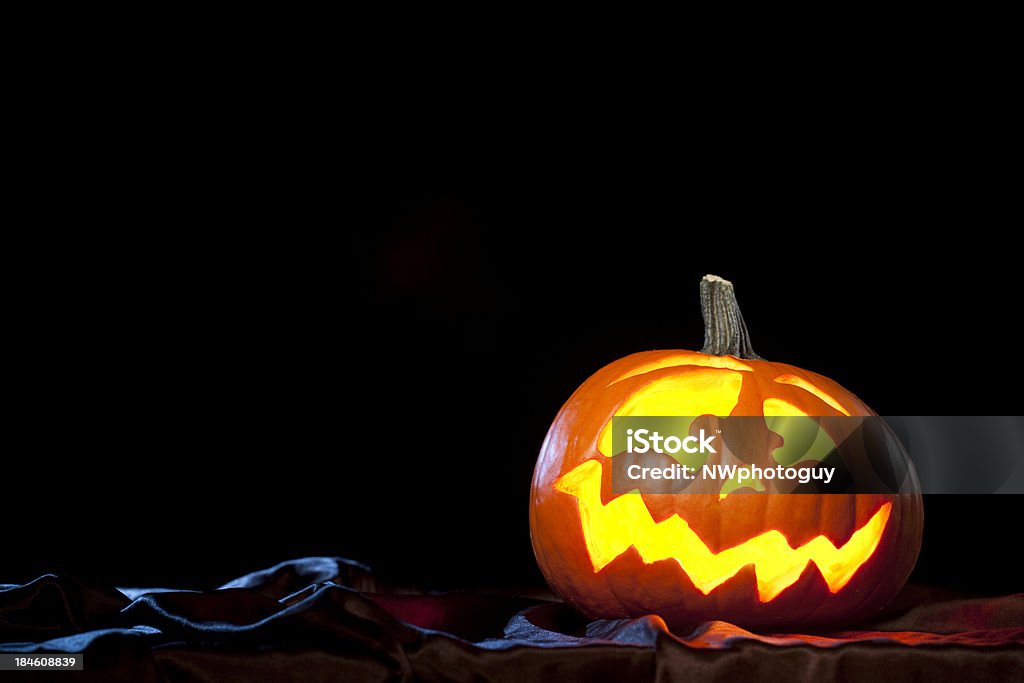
[555,459,891,603]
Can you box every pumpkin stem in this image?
[700,275,763,360]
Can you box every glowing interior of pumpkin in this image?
[564,364,888,602]
[556,460,891,602]
[597,369,744,456]
[772,374,850,416]
[598,366,852,457]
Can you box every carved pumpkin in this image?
[530,275,923,629]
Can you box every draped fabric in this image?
[2,558,1021,681]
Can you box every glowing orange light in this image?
[555,460,891,602]
[610,353,754,385]
[597,369,744,456]
[773,374,851,416]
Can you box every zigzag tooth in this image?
[554,460,891,602]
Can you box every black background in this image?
[7,163,1021,597]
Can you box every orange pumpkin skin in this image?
[530,315,923,630]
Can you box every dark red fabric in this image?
[1,558,1021,681]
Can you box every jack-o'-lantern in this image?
[530,275,923,629]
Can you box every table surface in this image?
[2,557,1021,681]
